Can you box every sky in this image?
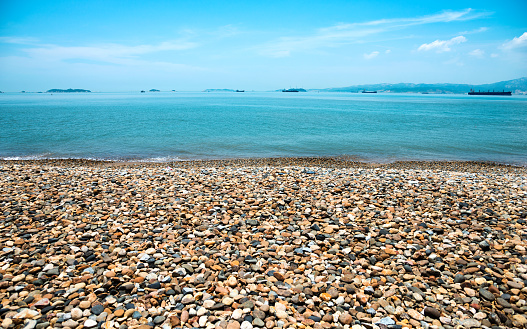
[0,0,526,91]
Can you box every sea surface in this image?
[1,92,526,164]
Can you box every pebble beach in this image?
[1,159,527,329]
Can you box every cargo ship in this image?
[361,90,377,93]
[468,89,512,96]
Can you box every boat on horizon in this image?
[235,90,245,92]
[468,89,511,96]
[361,90,377,93]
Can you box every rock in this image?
[253,318,265,327]
[71,308,83,320]
[181,295,195,304]
[407,309,424,321]
[91,304,104,315]
[377,317,395,325]
[227,321,241,329]
[154,316,165,325]
[240,321,253,329]
[227,276,238,287]
[84,319,98,328]
[424,307,441,319]
[338,313,353,325]
[512,315,527,327]
[232,309,244,320]
[62,319,79,328]
[223,297,234,305]
[479,288,495,301]
[275,311,288,319]
[180,310,189,323]
[2,318,13,329]
[79,301,91,309]
[459,318,481,328]
[203,300,215,309]
[22,320,37,329]
[273,272,285,281]
[454,274,465,283]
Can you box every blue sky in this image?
[0,0,526,91]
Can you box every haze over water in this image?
[1,92,526,165]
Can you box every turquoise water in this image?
[1,92,526,164]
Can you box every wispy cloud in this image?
[0,36,40,44]
[14,40,198,65]
[363,51,379,59]
[256,9,486,57]
[418,36,467,53]
[459,27,488,35]
[502,32,527,50]
[469,49,484,57]
[213,25,243,38]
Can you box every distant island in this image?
[313,77,527,94]
[149,89,160,92]
[47,89,91,93]
[282,88,307,92]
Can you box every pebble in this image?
[0,159,525,329]
[91,304,104,315]
[22,320,36,329]
[70,308,83,320]
[62,319,79,328]
[240,321,253,329]
[408,309,424,321]
[84,319,98,328]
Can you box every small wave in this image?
[137,156,187,163]
[1,153,54,160]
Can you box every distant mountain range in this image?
[314,77,527,94]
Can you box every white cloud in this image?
[502,32,527,50]
[418,36,467,53]
[385,49,391,54]
[213,25,242,38]
[18,40,197,65]
[0,36,39,44]
[469,49,484,57]
[257,9,484,57]
[491,53,499,58]
[459,27,488,35]
[364,51,380,59]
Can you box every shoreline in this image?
[1,159,526,328]
[1,157,526,172]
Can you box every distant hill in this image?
[47,89,91,93]
[315,77,527,94]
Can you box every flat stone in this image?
[84,319,98,328]
[407,309,424,321]
[91,304,104,315]
[479,288,495,301]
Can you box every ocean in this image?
[1,91,526,164]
